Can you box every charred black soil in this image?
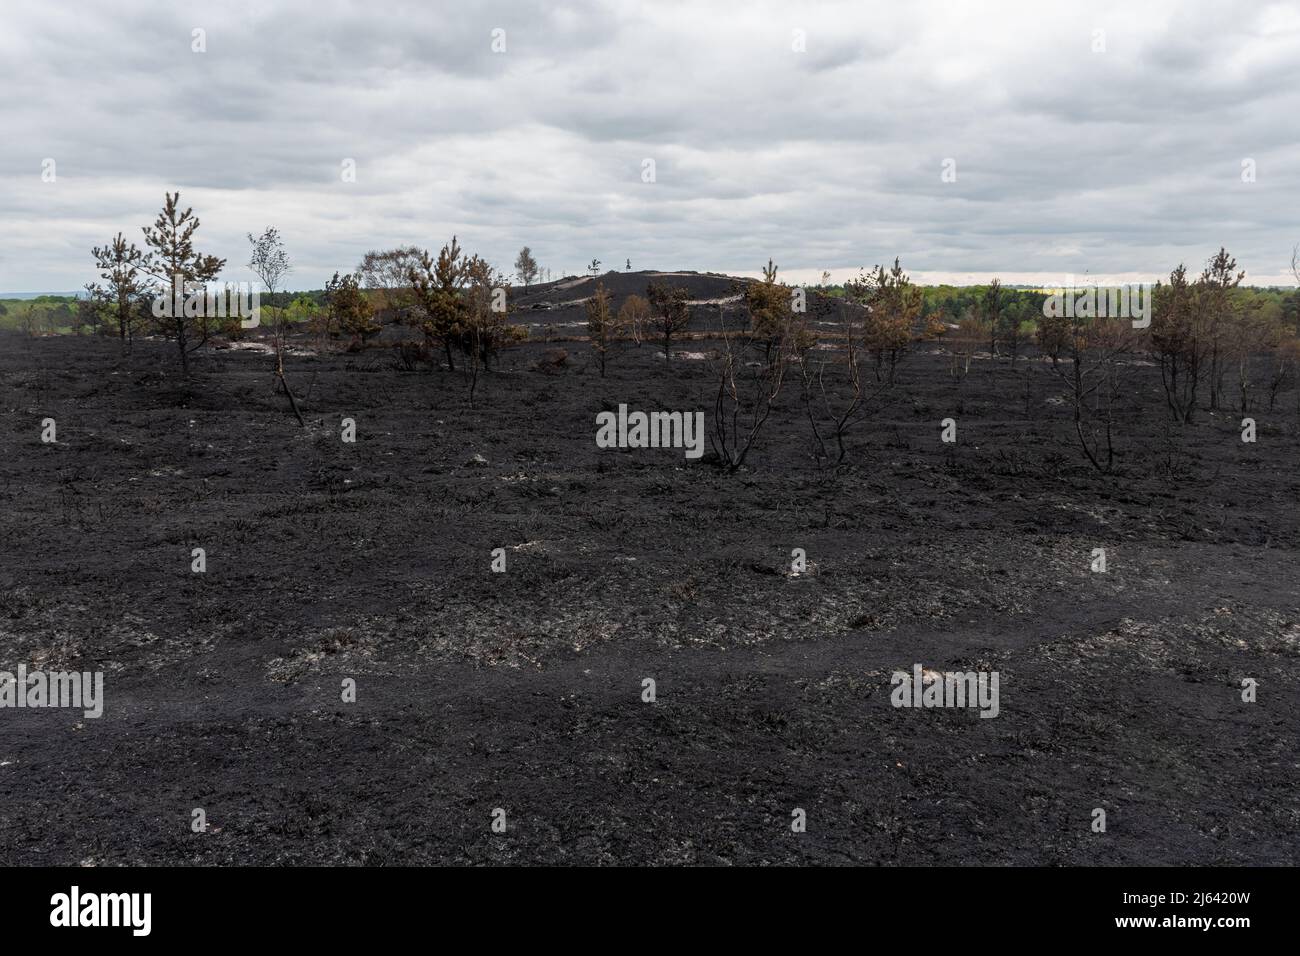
[2,312,1298,865]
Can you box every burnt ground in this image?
[1,286,1298,865]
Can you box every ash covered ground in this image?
[1,273,1297,865]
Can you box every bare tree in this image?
[1291,243,1300,336]
[711,282,795,472]
[1055,312,1136,474]
[247,227,302,425]
[247,227,290,310]
[796,299,891,475]
[1265,337,1299,412]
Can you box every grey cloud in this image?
[2,0,1299,291]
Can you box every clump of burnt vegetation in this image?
[71,207,1300,478]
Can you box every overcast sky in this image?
[3,0,1299,292]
